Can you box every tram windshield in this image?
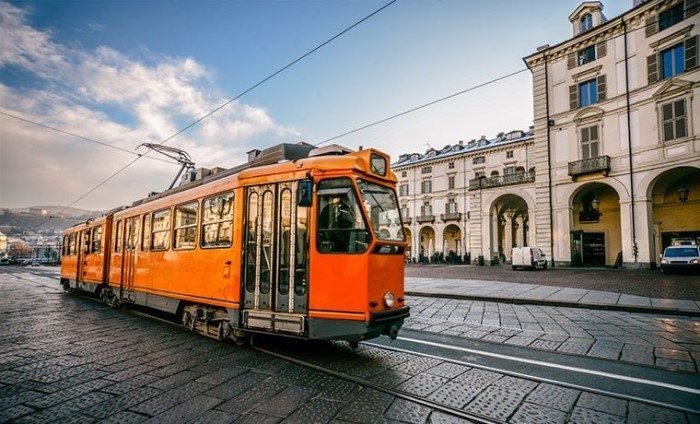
[317,178,370,253]
[357,179,405,242]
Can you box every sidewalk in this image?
[405,277,700,317]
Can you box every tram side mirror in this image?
[297,179,313,207]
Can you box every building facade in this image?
[392,129,536,264]
[393,0,699,268]
[523,0,699,268]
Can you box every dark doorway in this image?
[582,232,606,266]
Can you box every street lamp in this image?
[678,186,689,203]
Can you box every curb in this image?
[405,291,700,317]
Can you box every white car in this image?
[660,245,700,274]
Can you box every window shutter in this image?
[685,35,698,71]
[567,52,576,69]
[597,75,606,102]
[647,54,659,84]
[569,84,579,110]
[687,0,699,17]
[596,41,607,59]
[645,16,658,37]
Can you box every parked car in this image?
[511,246,547,270]
[660,245,700,274]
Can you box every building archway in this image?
[489,194,529,262]
[419,226,436,262]
[648,166,700,265]
[442,224,462,261]
[570,182,621,267]
[403,227,413,262]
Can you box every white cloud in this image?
[0,1,298,210]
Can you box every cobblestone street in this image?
[405,296,700,373]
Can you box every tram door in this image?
[242,182,309,335]
[121,216,139,297]
[76,230,88,282]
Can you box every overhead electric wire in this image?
[0,110,177,165]
[313,68,530,147]
[29,0,397,229]
[26,1,689,230]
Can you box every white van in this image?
[511,247,547,270]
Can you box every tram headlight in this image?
[383,292,395,308]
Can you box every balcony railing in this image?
[440,212,462,222]
[402,216,412,225]
[568,155,611,180]
[469,169,535,190]
[416,215,435,223]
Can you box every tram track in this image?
[13,268,699,421]
[73,292,700,420]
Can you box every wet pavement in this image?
[1,267,699,423]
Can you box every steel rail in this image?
[365,338,700,416]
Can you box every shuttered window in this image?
[661,99,688,142]
[648,36,698,84]
[581,126,600,160]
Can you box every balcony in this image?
[402,216,412,225]
[416,215,435,223]
[568,156,611,180]
[440,212,462,222]
[469,169,535,191]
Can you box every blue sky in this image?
[0,0,630,210]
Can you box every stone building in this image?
[393,0,700,268]
[392,129,536,263]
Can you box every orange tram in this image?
[60,143,409,346]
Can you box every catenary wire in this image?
[0,110,177,165]
[312,3,695,147]
[29,0,397,229]
[27,1,690,228]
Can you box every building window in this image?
[448,175,455,190]
[581,125,600,159]
[504,167,515,175]
[473,156,485,164]
[421,201,432,216]
[399,184,409,197]
[421,166,432,174]
[661,99,687,142]
[580,14,592,32]
[578,45,596,65]
[475,171,485,178]
[421,180,432,194]
[446,199,457,214]
[506,151,514,158]
[401,171,407,178]
[448,162,455,169]
[661,43,685,79]
[401,204,409,218]
[659,3,684,31]
[648,36,697,84]
[579,79,598,107]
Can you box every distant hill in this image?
[0,207,105,235]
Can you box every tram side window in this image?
[69,233,76,255]
[174,201,198,250]
[202,192,234,248]
[142,214,151,251]
[114,221,123,253]
[62,235,68,256]
[316,178,370,254]
[151,209,171,251]
[91,226,102,254]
